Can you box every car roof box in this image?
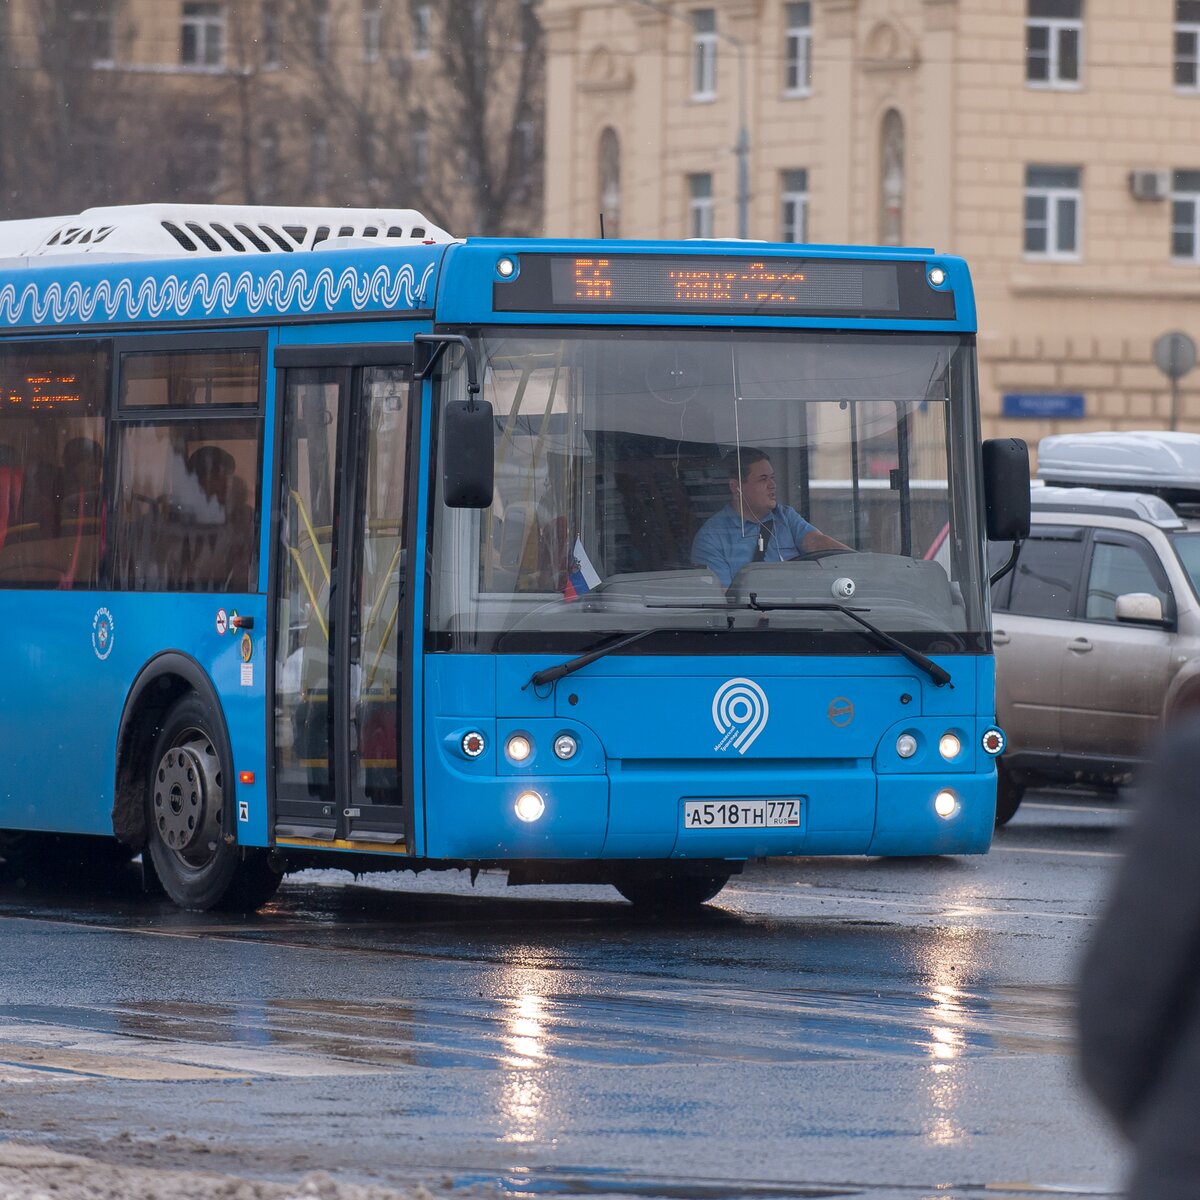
[1038,430,1200,510]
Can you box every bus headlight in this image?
[938,732,962,760]
[515,791,545,822]
[506,733,533,763]
[553,734,578,760]
[896,733,918,759]
[934,789,959,819]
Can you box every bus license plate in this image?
[683,799,801,829]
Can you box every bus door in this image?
[272,351,415,849]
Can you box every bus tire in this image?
[145,693,281,912]
[612,868,731,911]
[995,762,1025,827]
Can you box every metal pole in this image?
[1172,375,1180,432]
[735,38,748,239]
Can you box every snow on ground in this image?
[0,1143,440,1200]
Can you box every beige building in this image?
[540,0,1200,445]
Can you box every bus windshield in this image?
[429,329,986,652]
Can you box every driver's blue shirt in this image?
[691,503,816,587]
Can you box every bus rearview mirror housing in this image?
[443,399,495,508]
[982,438,1031,541]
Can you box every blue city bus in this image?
[0,204,1028,912]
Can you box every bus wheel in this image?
[612,868,731,911]
[995,762,1025,827]
[145,693,281,913]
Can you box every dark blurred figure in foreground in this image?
[1078,714,1200,1198]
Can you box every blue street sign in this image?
[1002,393,1086,419]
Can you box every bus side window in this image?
[0,340,110,590]
[110,343,262,593]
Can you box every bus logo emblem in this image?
[712,678,769,754]
[828,696,854,727]
[91,607,114,661]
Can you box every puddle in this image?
[454,1170,858,1200]
[0,979,1073,1078]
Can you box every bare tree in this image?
[272,0,543,234]
[0,0,543,231]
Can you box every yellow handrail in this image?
[287,545,328,642]
[290,488,330,585]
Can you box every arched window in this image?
[598,127,621,238]
[879,109,905,245]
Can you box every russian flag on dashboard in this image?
[563,537,601,601]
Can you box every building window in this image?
[688,173,714,238]
[71,0,115,67]
[192,124,223,198]
[363,0,382,62]
[517,0,538,53]
[879,109,905,245]
[262,0,281,66]
[691,9,717,100]
[1026,0,1082,87]
[412,2,432,57]
[780,169,807,242]
[314,0,331,63]
[413,111,429,187]
[599,128,621,238]
[1171,170,1200,260]
[1176,1,1200,89]
[1024,165,1081,259]
[181,2,224,68]
[259,124,280,200]
[516,118,535,171]
[784,3,811,95]
[310,129,329,196]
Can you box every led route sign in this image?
[492,253,956,320]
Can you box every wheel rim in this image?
[153,727,223,869]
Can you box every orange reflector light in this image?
[239,771,255,785]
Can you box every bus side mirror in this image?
[443,399,494,508]
[982,438,1031,541]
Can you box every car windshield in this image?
[428,329,986,653]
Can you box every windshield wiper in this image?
[745,593,952,688]
[524,627,664,689]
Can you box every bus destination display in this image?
[493,253,956,319]
[3,373,83,411]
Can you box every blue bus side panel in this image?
[0,246,446,331]
[0,592,269,843]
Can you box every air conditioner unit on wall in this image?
[1129,169,1170,201]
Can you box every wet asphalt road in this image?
[0,792,1128,1200]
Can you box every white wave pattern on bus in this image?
[0,262,437,325]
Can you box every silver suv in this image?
[992,432,1200,824]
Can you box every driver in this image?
[691,447,849,586]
